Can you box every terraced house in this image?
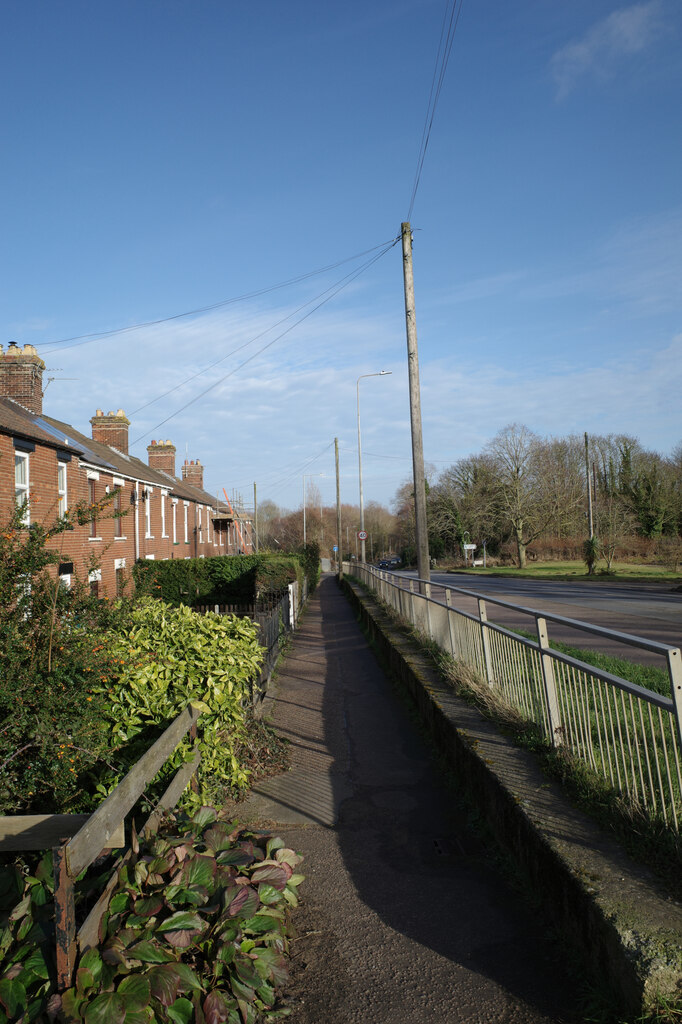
[0,342,253,596]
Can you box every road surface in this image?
[395,571,682,667]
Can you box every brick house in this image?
[0,342,253,598]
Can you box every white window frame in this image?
[183,501,189,543]
[145,487,154,539]
[57,461,68,518]
[198,505,203,544]
[172,499,178,544]
[15,452,29,526]
[161,490,168,538]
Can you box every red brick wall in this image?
[0,436,252,597]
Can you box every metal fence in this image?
[345,562,682,831]
[197,579,307,699]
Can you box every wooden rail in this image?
[49,703,201,988]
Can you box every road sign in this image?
[332,545,338,552]
[357,531,368,540]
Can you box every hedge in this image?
[132,554,306,608]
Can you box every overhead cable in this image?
[406,0,465,221]
[40,237,400,354]
[130,237,400,447]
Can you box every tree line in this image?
[396,424,682,570]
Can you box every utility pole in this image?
[335,437,342,578]
[401,222,430,589]
[253,482,258,552]
[584,432,594,539]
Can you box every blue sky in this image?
[1,0,680,512]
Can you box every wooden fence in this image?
[0,703,201,989]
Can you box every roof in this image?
[0,399,245,512]
[0,398,85,455]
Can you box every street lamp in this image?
[302,473,323,546]
[357,370,392,564]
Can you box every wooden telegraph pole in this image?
[584,432,594,539]
[401,222,430,589]
[335,437,342,578]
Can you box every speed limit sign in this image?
[357,530,368,540]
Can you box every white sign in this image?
[463,543,476,551]
[358,530,368,540]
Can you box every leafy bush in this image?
[133,555,304,609]
[0,504,123,814]
[98,600,265,806]
[0,808,303,1023]
[296,543,320,594]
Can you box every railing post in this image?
[424,582,432,638]
[54,842,76,990]
[667,647,682,751]
[445,589,456,658]
[477,598,494,687]
[536,616,563,746]
[409,578,416,627]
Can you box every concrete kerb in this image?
[341,575,682,1019]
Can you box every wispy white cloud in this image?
[421,333,682,468]
[550,2,664,98]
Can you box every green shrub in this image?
[133,554,304,609]
[0,504,122,814]
[297,543,320,593]
[98,600,265,806]
[0,808,303,1024]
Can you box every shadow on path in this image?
[243,577,586,1023]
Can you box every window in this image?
[15,453,29,525]
[89,478,97,538]
[88,568,101,599]
[161,491,168,538]
[145,489,153,538]
[172,499,178,543]
[184,502,189,543]
[57,462,68,517]
[114,558,126,596]
[198,506,203,544]
[113,488,123,537]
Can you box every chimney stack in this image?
[147,439,176,477]
[182,458,204,490]
[0,342,46,415]
[90,408,130,455]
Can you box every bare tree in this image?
[485,424,574,568]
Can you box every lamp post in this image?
[302,473,323,546]
[357,370,392,564]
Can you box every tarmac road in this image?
[235,577,585,1023]
[396,570,682,666]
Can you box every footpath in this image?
[233,575,585,1024]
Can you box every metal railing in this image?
[345,562,682,831]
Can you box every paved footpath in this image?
[235,576,584,1024]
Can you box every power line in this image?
[130,237,400,447]
[407,0,465,221]
[40,237,399,354]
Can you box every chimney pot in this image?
[90,408,131,455]
[0,341,46,415]
[147,437,176,477]
[181,457,204,489]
